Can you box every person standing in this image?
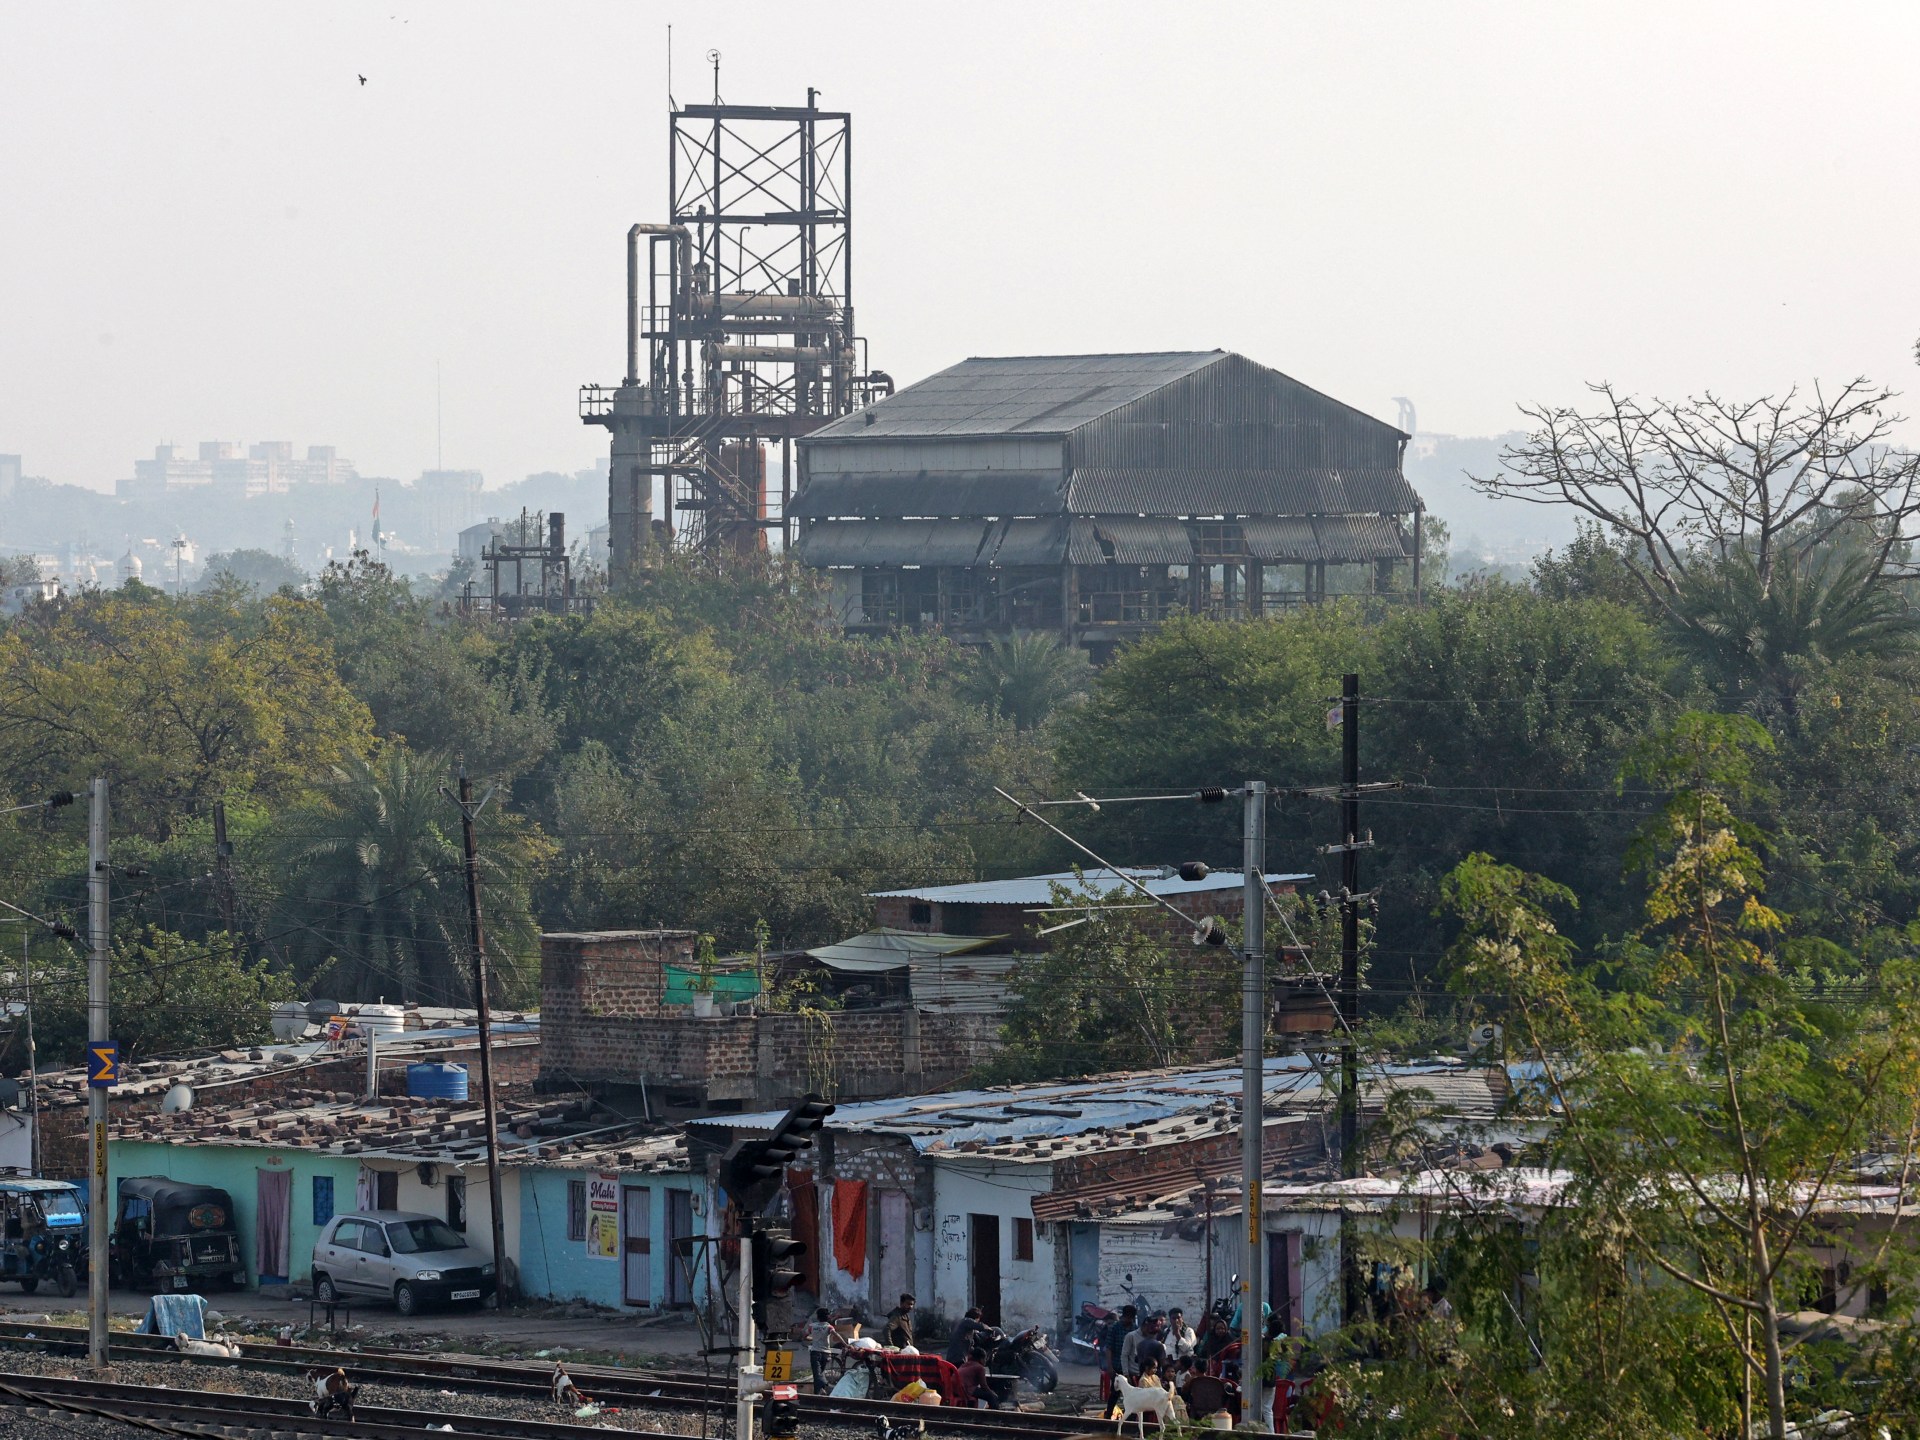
[1101,1304,1138,1406]
[806,1307,837,1393]
[1167,1308,1197,1359]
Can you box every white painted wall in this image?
[930,1160,1056,1332]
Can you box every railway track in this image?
[0,1368,691,1440]
[0,1320,1107,1439]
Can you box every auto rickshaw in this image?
[0,1177,87,1296]
[110,1176,247,1291]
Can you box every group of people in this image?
[1098,1304,1220,1412]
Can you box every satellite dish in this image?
[1468,1024,1503,1051]
[416,1161,439,1187]
[161,1084,195,1114]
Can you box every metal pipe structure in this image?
[1240,780,1267,1432]
[626,223,692,385]
[86,778,108,1369]
[1339,674,1363,1325]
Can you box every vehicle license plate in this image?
[452,1288,481,1300]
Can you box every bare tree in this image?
[1476,380,1920,616]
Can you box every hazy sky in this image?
[4,1,1918,495]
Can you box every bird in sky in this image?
[358,74,367,85]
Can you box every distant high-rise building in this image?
[122,441,359,497]
[416,469,484,550]
[0,455,20,501]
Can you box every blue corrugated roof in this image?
[870,868,1311,906]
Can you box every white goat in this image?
[1111,1375,1170,1439]
[173,1333,241,1359]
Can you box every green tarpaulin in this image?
[663,965,762,1004]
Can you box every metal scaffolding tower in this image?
[582,87,888,580]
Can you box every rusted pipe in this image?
[627,223,692,385]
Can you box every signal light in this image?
[764,1385,801,1439]
[721,1093,836,1214]
[750,1226,808,1331]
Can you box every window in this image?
[446,1175,468,1233]
[329,1220,361,1250]
[387,1218,463,1254]
[567,1180,588,1242]
[312,1176,334,1229]
[908,902,933,926]
[1013,1217,1034,1263]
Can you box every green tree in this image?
[26,927,296,1065]
[1671,549,1920,715]
[260,746,552,1005]
[196,548,308,594]
[0,587,372,837]
[981,879,1239,1082]
[1428,714,1920,1440]
[961,632,1091,730]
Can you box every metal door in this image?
[875,1190,910,1316]
[623,1187,652,1307]
[361,1221,394,1296]
[664,1189,694,1305]
[320,1220,360,1295]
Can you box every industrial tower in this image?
[581,87,889,582]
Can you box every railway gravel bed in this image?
[0,1353,779,1437]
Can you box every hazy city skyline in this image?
[4,1,1917,498]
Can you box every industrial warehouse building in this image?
[789,351,1425,656]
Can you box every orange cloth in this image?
[831,1179,868,1278]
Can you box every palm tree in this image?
[1670,550,1920,712]
[260,747,550,1005]
[963,632,1091,730]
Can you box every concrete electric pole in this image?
[87,777,109,1369]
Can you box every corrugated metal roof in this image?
[1073,517,1195,565]
[911,950,1023,1014]
[788,470,1065,520]
[794,519,989,566]
[1241,517,1320,562]
[1315,514,1411,562]
[870,867,1309,906]
[1065,467,1420,517]
[810,353,1225,441]
[982,517,1071,566]
[686,1056,1498,1156]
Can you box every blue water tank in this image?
[406,1062,470,1101]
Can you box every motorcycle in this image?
[1069,1300,1112,1357]
[982,1326,1058,1407]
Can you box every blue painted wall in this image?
[517,1168,702,1309]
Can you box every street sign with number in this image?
[763,1349,794,1383]
[88,1044,118,1088]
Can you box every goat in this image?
[551,1363,586,1407]
[173,1333,241,1359]
[1111,1375,1171,1439]
[308,1367,358,1422]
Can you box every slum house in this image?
[539,870,1323,1117]
[788,351,1424,659]
[684,1056,1506,1339]
[107,1083,697,1305]
[21,1013,539,1185]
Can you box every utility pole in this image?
[23,927,38,1176]
[1240,779,1267,1432]
[86,777,109,1369]
[1338,674,1363,1325]
[211,800,235,935]
[453,769,510,1307]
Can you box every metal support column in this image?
[737,1216,759,1440]
[1339,675,1363,1325]
[456,770,511,1306]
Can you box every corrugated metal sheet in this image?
[788,470,1066,519]
[870,867,1309,906]
[1072,517,1195,565]
[1065,467,1419,517]
[983,517,1071,566]
[807,353,1224,441]
[911,950,1023,1014]
[1241,517,1320,561]
[794,519,989,566]
[1315,514,1411,562]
